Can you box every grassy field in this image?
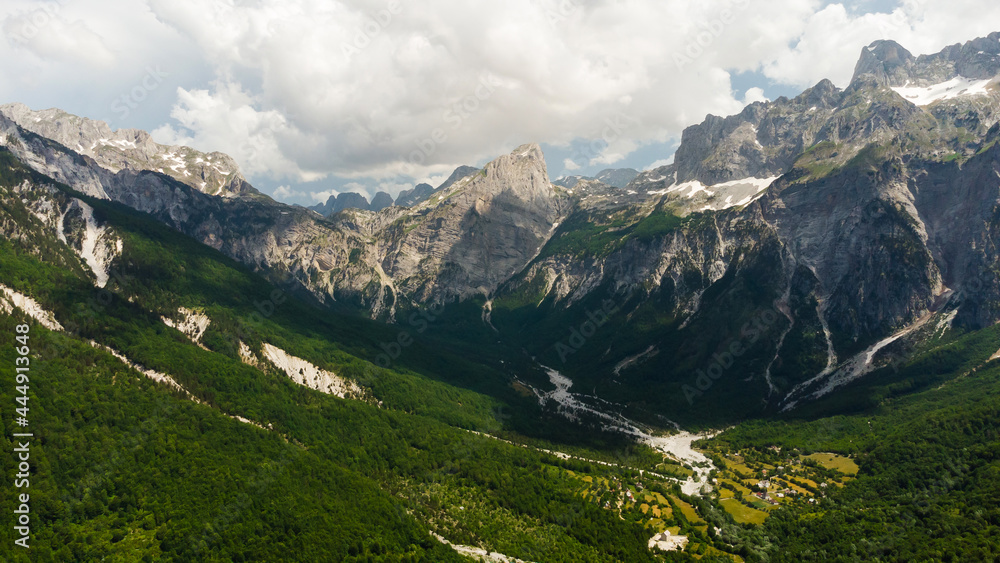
[720,498,769,524]
[773,477,811,496]
[674,496,706,524]
[805,452,859,475]
[721,478,753,496]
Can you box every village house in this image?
[648,530,688,552]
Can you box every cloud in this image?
[742,87,769,105]
[272,185,305,199]
[150,81,320,180]
[645,155,675,171]
[139,0,826,182]
[3,0,1000,187]
[2,4,116,67]
[763,1,1000,88]
[310,189,338,203]
[2,12,115,67]
[0,0,212,132]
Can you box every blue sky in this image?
[2,0,998,205]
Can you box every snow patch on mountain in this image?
[891,76,996,106]
[647,177,777,213]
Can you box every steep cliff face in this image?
[382,144,568,302]
[488,34,1000,418]
[0,151,122,288]
[0,103,254,198]
[852,32,1000,87]
[0,110,397,315]
[0,112,567,316]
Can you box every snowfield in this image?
[891,76,996,106]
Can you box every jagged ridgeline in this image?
[4,34,1000,425]
[3,30,1000,561]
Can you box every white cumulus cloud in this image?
[1,0,998,199]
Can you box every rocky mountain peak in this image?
[370,191,393,211]
[394,183,435,207]
[383,142,566,302]
[944,31,1000,79]
[0,103,252,198]
[851,32,1000,89]
[394,166,480,208]
[851,40,915,86]
[483,143,545,177]
[796,78,842,108]
[406,143,556,216]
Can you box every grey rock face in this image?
[554,169,639,190]
[394,166,480,207]
[552,175,585,189]
[4,33,1000,414]
[394,183,434,207]
[310,191,396,216]
[382,144,569,302]
[851,40,915,86]
[332,192,370,214]
[369,192,394,211]
[1,111,567,316]
[594,168,639,188]
[489,33,1000,412]
[627,32,999,217]
[0,103,254,198]
[436,165,481,192]
[627,79,848,199]
[851,32,1000,87]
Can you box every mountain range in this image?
[5,33,1000,419]
[3,32,1000,561]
